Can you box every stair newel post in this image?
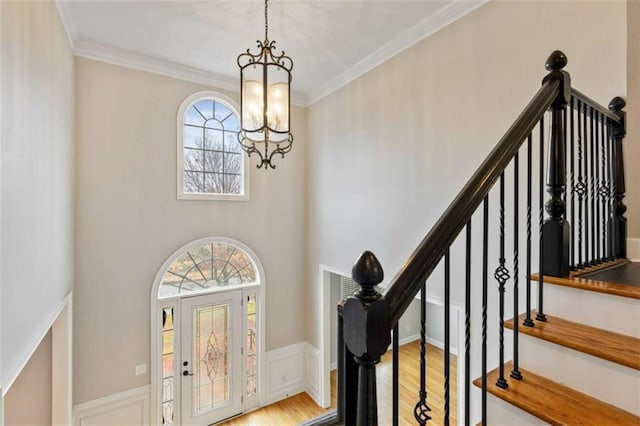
[608,97,627,259]
[337,302,358,425]
[343,251,391,426]
[541,50,572,279]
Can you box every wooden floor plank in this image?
[221,341,457,425]
[506,311,640,370]
[532,260,640,300]
[473,362,640,425]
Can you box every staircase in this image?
[312,50,639,426]
[479,262,640,425]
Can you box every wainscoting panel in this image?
[264,342,306,405]
[73,385,150,426]
[304,343,321,406]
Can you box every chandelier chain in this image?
[264,0,269,41]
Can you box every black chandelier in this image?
[237,0,293,169]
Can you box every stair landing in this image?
[474,362,640,426]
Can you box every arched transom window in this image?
[178,92,248,200]
[158,240,259,298]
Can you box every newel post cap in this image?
[609,97,626,112]
[352,251,384,302]
[545,50,568,71]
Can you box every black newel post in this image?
[541,51,572,278]
[608,97,627,259]
[338,303,358,425]
[343,251,391,426]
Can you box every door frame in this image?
[150,237,266,425]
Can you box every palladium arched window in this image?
[177,92,249,200]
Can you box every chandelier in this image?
[237,0,293,169]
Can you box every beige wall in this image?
[4,330,52,426]
[305,0,627,349]
[1,0,74,391]
[627,0,640,238]
[74,58,306,404]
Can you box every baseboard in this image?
[264,342,307,406]
[628,238,640,260]
[329,361,337,371]
[398,333,421,346]
[425,336,459,356]
[73,385,150,426]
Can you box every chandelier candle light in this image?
[237,0,293,169]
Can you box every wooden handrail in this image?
[385,78,561,324]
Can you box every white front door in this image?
[181,290,243,425]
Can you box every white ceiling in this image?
[56,0,487,105]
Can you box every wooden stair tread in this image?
[505,311,640,370]
[532,260,640,300]
[473,362,640,425]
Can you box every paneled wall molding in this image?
[628,238,640,260]
[73,385,150,426]
[304,343,322,407]
[3,292,72,395]
[264,342,307,406]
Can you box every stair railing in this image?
[327,50,628,426]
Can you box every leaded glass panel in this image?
[162,307,175,425]
[159,242,258,298]
[246,293,257,397]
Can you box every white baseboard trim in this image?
[425,336,459,356]
[329,361,337,371]
[628,238,640,261]
[398,333,421,346]
[264,342,306,406]
[73,385,150,426]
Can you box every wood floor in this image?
[220,341,457,425]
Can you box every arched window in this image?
[158,239,259,298]
[177,92,249,200]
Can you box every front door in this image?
[181,290,243,425]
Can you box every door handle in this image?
[183,370,194,376]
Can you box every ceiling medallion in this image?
[237,0,293,169]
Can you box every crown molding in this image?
[74,40,308,106]
[305,0,490,105]
[55,0,487,108]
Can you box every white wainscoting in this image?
[72,342,317,425]
[73,385,150,426]
[304,343,322,406]
[263,342,306,406]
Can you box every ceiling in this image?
[56,0,487,105]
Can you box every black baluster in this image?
[537,115,547,322]
[595,110,601,263]
[511,153,523,380]
[414,283,431,425]
[583,102,590,266]
[541,50,571,278]
[608,97,627,258]
[570,97,576,268]
[465,222,471,426]
[606,118,613,260]
[600,114,608,262]
[590,107,596,264]
[495,172,509,389]
[343,251,390,426]
[444,250,451,426]
[576,100,585,268]
[482,195,489,425]
[524,134,535,328]
[393,323,399,426]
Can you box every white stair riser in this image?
[537,281,640,338]
[486,392,547,425]
[518,332,640,415]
